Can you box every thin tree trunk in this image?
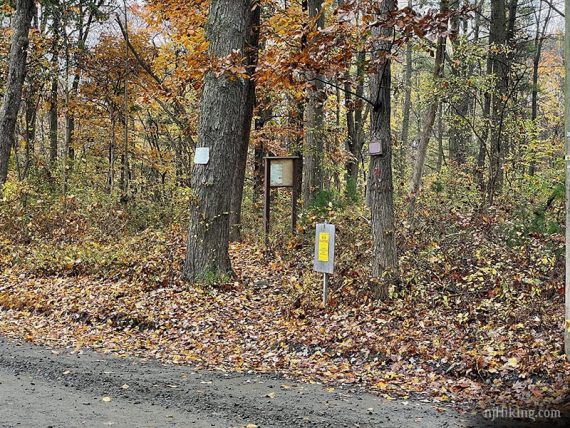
[253,105,272,201]
[408,0,448,217]
[486,0,517,205]
[108,115,116,192]
[436,101,444,172]
[183,0,255,282]
[0,0,35,185]
[448,0,468,165]
[49,4,60,166]
[23,88,37,179]
[474,0,488,190]
[399,0,413,180]
[345,51,365,199]
[368,0,398,297]
[529,3,551,176]
[302,0,326,206]
[63,0,105,163]
[121,0,129,203]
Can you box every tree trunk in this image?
[487,0,506,199]
[23,87,37,179]
[229,3,261,242]
[63,0,104,164]
[529,3,551,176]
[407,0,448,217]
[436,101,444,172]
[486,0,517,205]
[121,2,130,204]
[108,114,116,192]
[474,0,488,190]
[448,1,468,165]
[399,0,413,180]
[0,0,35,185]
[344,51,365,199]
[49,4,60,166]
[183,0,255,282]
[368,0,398,297]
[253,105,272,201]
[302,0,326,206]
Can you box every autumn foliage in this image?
[0,0,569,417]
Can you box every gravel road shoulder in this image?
[0,336,564,427]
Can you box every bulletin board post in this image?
[264,156,302,252]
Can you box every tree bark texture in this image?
[183,0,255,281]
[368,0,398,293]
[0,0,35,185]
[229,3,261,242]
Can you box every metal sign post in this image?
[314,222,335,306]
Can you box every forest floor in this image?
[1,199,570,424]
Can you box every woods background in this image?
[0,0,569,412]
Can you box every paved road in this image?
[0,336,561,427]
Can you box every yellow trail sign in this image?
[314,223,335,275]
[318,233,330,262]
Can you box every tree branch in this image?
[540,0,564,18]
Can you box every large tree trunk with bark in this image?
[183,0,255,282]
[368,0,398,297]
[229,3,261,242]
[302,0,326,206]
[0,0,35,185]
[407,0,448,217]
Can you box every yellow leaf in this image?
[375,381,388,390]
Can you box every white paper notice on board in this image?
[194,147,210,165]
[270,163,284,186]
